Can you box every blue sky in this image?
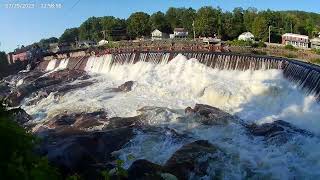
[0,0,319,52]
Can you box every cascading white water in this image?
[56,58,69,70]
[46,59,57,71]
[25,54,320,179]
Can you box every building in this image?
[170,28,188,39]
[77,40,97,48]
[98,40,109,46]
[282,33,309,48]
[238,32,254,41]
[12,46,31,63]
[310,33,320,49]
[151,29,169,40]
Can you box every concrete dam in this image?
[37,51,320,101]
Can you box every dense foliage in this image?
[48,7,320,43]
[0,103,60,180]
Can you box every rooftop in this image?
[282,33,309,39]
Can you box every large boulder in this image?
[7,107,32,125]
[247,120,313,144]
[38,127,134,177]
[5,69,90,107]
[164,140,228,180]
[185,104,237,125]
[44,110,107,130]
[117,81,135,92]
[128,159,165,180]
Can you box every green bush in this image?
[284,44,298,51]
[252,41,267,48]
[312,48,320,55]
[0,102,60,180]
[227,39,253,47]
[310,58,320,64]
[284,53,298,58]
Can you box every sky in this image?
[0,0,319,52]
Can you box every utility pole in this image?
[101,30,106,40]
[269,25,271,43]
[192,20,196,40]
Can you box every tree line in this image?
[37,7,320,47]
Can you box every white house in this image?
[238,32,255,41]
[170,28,188,39]
[310,33,320,49]
[282,33,309,49]
[151,29,168,40]
[98,40,108,46]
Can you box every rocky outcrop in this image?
[128,159,165,180]
[38,127,134,178]
[164,140,227,180]
[7,107,32,125]
[5,69,91,107]
[247,120,313,144]
[117,81,135,92]
[185,104,237,125]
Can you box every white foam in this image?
[23,54,320,178]
[46,59,57,71]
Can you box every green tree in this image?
[252,15,268,41]
[0,104,60,179]
[195,6,218,37]
[79,17,103,41]
[38,37,59,49]
[59,28,79,43]
[127,12,151,39]
[149,11,171,33]
[243,7,258,32]
[165,7,183,30]
[180,8,197,36]
[0,51,8,67]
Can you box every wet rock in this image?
[0,81,10,100]
[47,69,90,81]
[44,110,107,130]
[247,120,313,144]
[118,81,135,92]
[164,140,227,180]
[103,115,145,130]
[5,69,90,107]
[7,107,32,125]
[185,104,237,125]
[128,159,165,180]
[38,127,134,176]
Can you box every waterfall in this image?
[46,59,57,71]
[39,51,320,101]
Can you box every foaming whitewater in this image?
[23,54,320,179]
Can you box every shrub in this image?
[310,58,320,64]
[0,102,60,180]
[227,39,253,47]
[312,48,320,55]
[252,41,267,48]
[251,50,267,55]
[284,53,298,58]
[284,44,298,51]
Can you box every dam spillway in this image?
[12,50,320,179]
[37,51,320,100]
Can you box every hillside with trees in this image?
[52,7,320,44]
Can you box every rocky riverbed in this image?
[1,60,320,179]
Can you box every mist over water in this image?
[23,54,320,179]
